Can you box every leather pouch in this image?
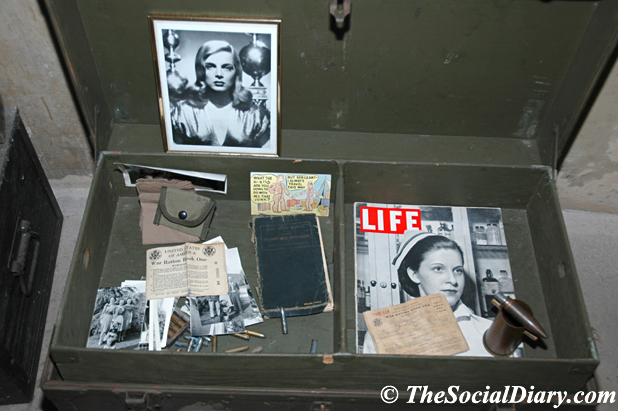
[154,187,216,241]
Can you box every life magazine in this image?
[354,202,518,357]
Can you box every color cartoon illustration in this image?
[268,174,290,213]
[250,172,331,216]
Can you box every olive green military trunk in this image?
[41,0,618,409]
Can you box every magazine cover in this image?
[354,202,517,357]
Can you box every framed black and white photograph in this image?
[150,16,280,155]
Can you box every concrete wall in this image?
[1,0,617,213]
[556,57,618,215]
[0,0,93,179]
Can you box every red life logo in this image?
[360,206,422,234]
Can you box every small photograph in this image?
[149,297,176,350]
[250,172,332,216]
[189,273,262,336]
[150,16,280,156]
[86,286,147,350]
[188,294,243,335]
[115,163,227,194]
[224,318,246,334]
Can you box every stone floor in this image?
[1,175,616,410]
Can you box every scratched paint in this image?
[299,13,336,70]
[513,99,545,139]
[178,404,230,411]
[329,98,349,129]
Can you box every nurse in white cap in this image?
[363,231,492,356]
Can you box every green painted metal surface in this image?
[47,153,597,396]
[45,0,618,166]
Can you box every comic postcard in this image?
[250,172,332,216]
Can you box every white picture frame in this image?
[150,15,280,156]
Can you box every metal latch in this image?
[330,0,351,28]
[311,402,333,411]
[9,219,40,296]
[125,392,150,411]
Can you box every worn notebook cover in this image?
[253,214,333,318]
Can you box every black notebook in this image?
[253,213,333,318]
